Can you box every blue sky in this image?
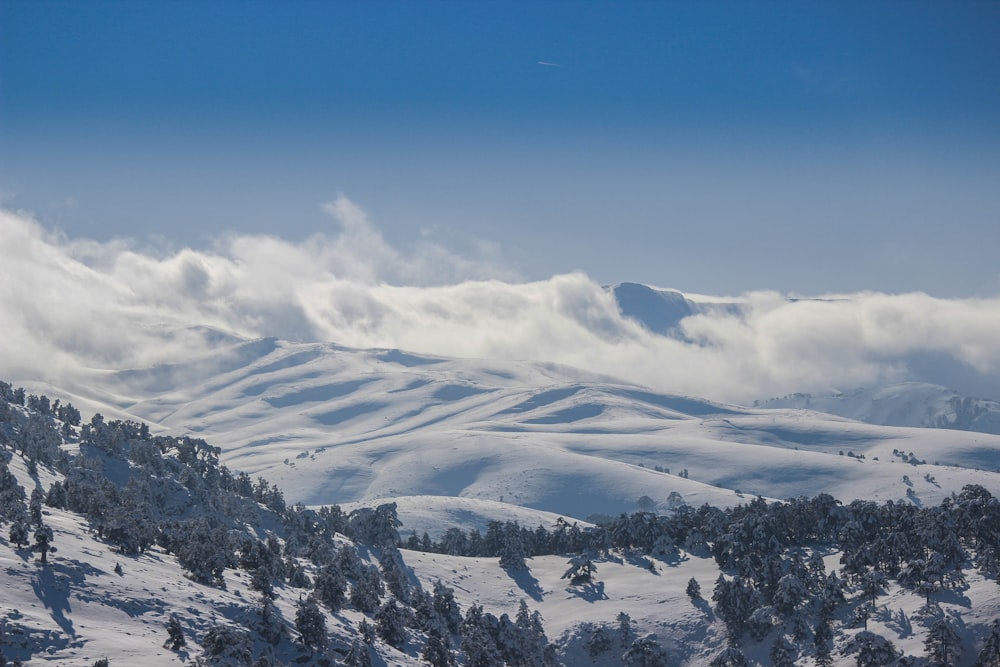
[3,0,999,296]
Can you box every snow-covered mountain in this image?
[19,336,1000,535]
[608,283,1000,437]
[757,383,1000,436]
[3,376,1000,666]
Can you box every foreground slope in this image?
[4,383,1000,666]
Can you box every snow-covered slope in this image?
[757,383,1000,436]
[18,337,1000,535]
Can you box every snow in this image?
[6,333,1000,665]
[16,339,998,526]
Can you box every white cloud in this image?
[2,200,999,404]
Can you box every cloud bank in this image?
[2,199,999,404]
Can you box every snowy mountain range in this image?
[611,282,1000,436]
[3,357,1000,666]
[3,272,1000,666]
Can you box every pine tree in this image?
[294,596,326,651]
[925,618,962,667]
[32,522,54,564]
[349,564,384,613]
[375,598,409,648]
[164,614,186,650]
[849,631,898,667]
[814,619,834,666]
[313,563,347,612]
[8,517,30,548]
[561,553,596,585]
[686,577,701,600]
[622,635,669,667]
[433,580,463,634]
[709,646,748,667]
[499,523,527,571]
[769,636,796,667]
[975,619,1000,667]
[422,628,455,667]
[344,639,372,667]
[860,570,889,606]
[28,488,43,525]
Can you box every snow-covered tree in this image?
[747,605,776,641]
[686,577,701,600]
[622,635,669,667]
[375,597,410,648]
[770,635,796,667]
[344,639,372,667]
[164,614,186,650]
[313,562,347,612]
[422,628,455,667]
[561,552,596,585]
[709,646,748,667]
[499,523,527,570]
[847,631,898,667]
[860,569,889,606]
[199,624,253,665]
[294,595,327,651]
[773,573,808,615]
[32,522,54,564]
[925,618,962,667]
[975,619,1000,667]
[349,564,384,614]
[8,516,30,548]
[348,502,401,547]
[433,580,463,634]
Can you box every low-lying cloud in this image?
[2,199,999,404]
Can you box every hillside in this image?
[5,320,1000,667]
[757,383,1000,436]
[38,339,1000,515]
[3,382,1000,666]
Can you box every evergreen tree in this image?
[860,570,889,606]
[975,619,1000,667]
[769,635,796,667]
[410,589,443,634]
[432,580,463,634]
[8,517,30,548]
[709,646,748,667]
[349,564,384,614]
[848,631,898,667]
[200,624,253,664]
[374,597,409,648]
[622,635,669,667]
[773,573,807,615]
[460,608,503,667]
[814,619,834,666]
[925,618,962,667]
[561,552,596,585]
[344,639,372,667]
[313,562,347,612]
[499,523,527,571]
[164,614,186,650]
[617,611,634,648]
[294,596,326,651]
[422,628,455,667]
[257,596,283,645]
[747,605,776,641]
[32,522,54,564]
[28,488,43,525]
[686,577,701,601]
[380,548,412,603]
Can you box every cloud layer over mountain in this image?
[3,200,999,404]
